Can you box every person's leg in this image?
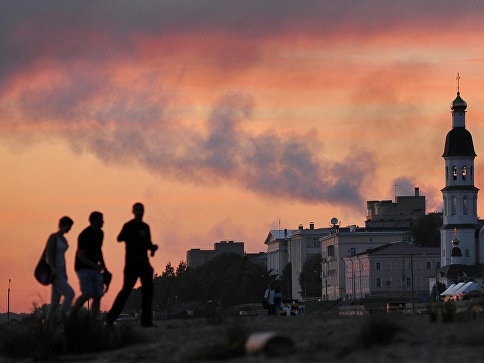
[140,265,154,326]
[91,297,101,319]
[72,294,89,313]
[72,269,90,314]
[106,270,138,324]
[46,283,61,321]
[55,277,75,316]
[90,270,104,319]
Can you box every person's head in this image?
[59,216,74,234]
[89,211,104,229]
[132,202,144,220]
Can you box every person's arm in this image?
[76,249,101,270]
[45,233,57,274]
[117,223,127,242]
[145,224,158,256]
[99,251,107,271]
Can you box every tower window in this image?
[462,166,467,180]
[451,196,457,215]
[463,196,468,215]
[446,166,449,181]
[453,166,458,180]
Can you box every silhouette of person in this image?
[106,202,158,327]
[72,211,109,320]
[264,283,275,315]
[45,216,75,322]
[273,285,283,316]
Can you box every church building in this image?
[440,86,484,282]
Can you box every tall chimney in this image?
[415,187,420,197]
[309,222,314,230]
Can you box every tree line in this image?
[123,253,293,315]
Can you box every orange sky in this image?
[3,1,484,313]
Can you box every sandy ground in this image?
[49,305,484,363]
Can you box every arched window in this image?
[462,166,467,180]
[463,196,468,215]
[451,196,457,215]
[453,166,458,180]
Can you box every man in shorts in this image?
[72,211,109,320]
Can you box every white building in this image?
[320,228,413,300]
[289,223,333,300]
[264,228,295,277]
[440,90,482,266]
[343,242,439,300]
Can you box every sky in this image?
[3,1,484,313]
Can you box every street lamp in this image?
[7,278,11,323]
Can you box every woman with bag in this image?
[45,216,75,323]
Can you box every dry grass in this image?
[57,306,484,363]
[4,303,484,362]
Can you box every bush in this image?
[0,310,140,360]
[359,314,404,348]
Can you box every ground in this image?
[50,304,484,363]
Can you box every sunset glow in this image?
[3,1,484,313]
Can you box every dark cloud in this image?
[1,1,482,83]
[1,78,372,211]
[0,0,472,212]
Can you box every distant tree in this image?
[298,254,322,299]
[431,281,447,301]
[162,262,176,278]
[279,262,292,300]
[412,212,443,247]
[175,261,188,277]
[126,254,270,315]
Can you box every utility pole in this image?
[7,278,11,323]
[410,254,415,313]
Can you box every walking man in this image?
[72,211,109,320]
[106,202,158,327]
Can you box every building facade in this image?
[366,187,425,230]
[343,242,440,300]
[288,223,332,301]
[264,229,295,277]
[440,91,482,266]
[187,240,245,268]
[320,228,414,300]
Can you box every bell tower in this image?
[441,78,479,266]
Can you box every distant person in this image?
[71,211,109,320]
[106,202,158,327]
[264,283,275,315]
[45,216,75,322]
[273,285,283,316]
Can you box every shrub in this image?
[0,310,140,360]
[359,314,404,348]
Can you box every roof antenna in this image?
[456,72,461,94]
